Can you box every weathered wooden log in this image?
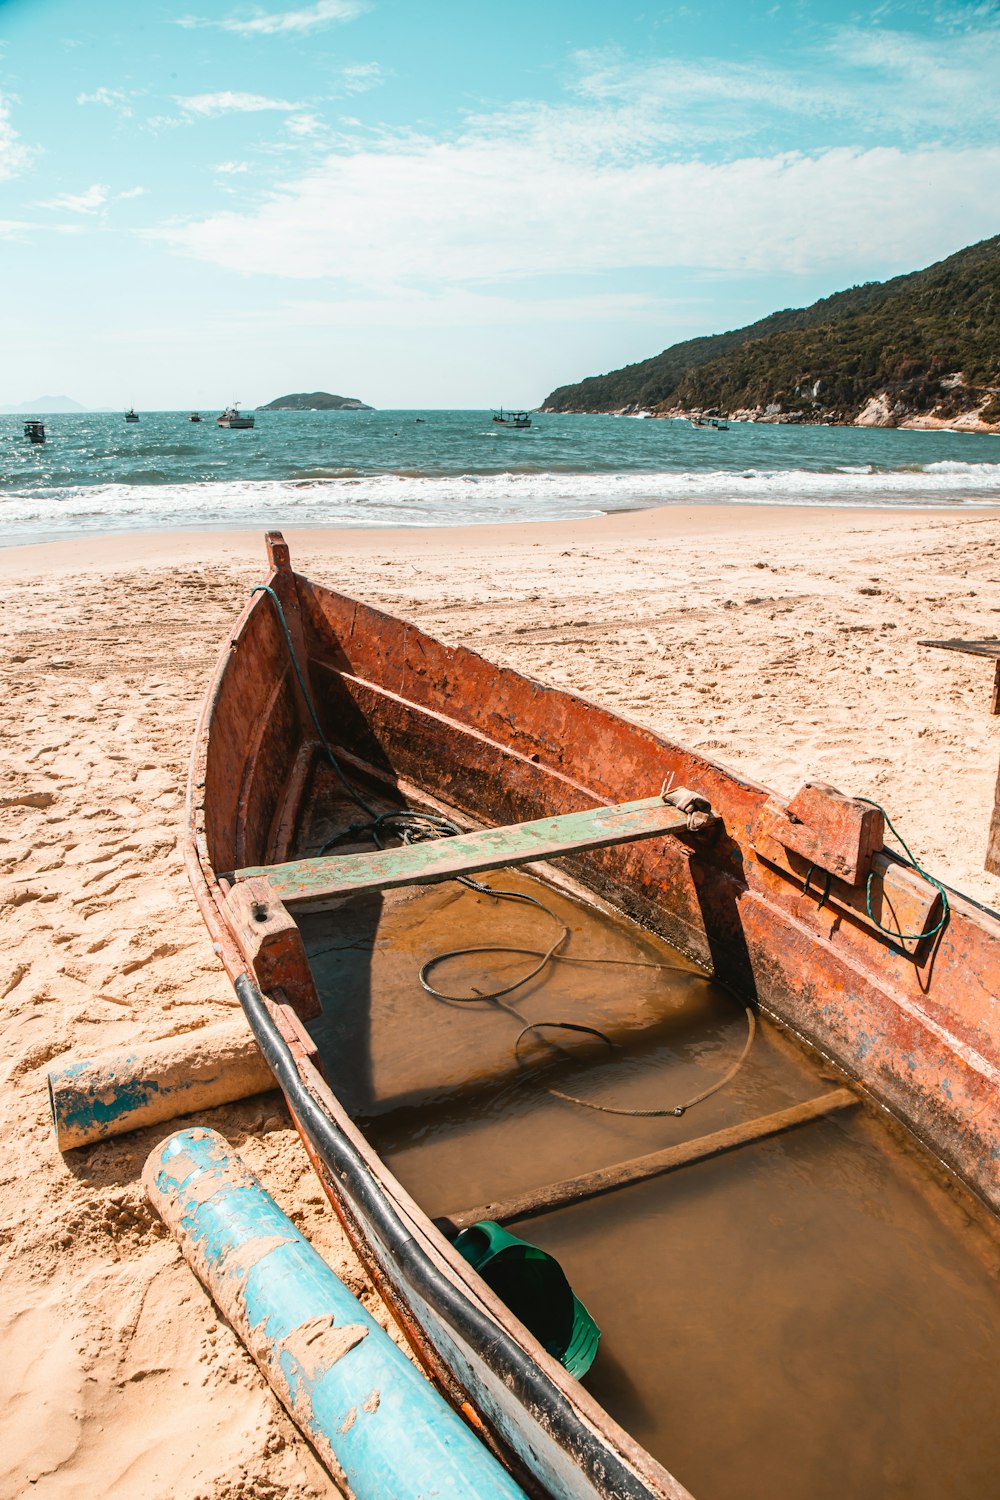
[144,1128,528,1500]
[441,1089,857,1234]
[48,1020,276,1150]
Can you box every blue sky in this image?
[1,0,999,408]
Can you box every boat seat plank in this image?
[439,1088,858,1234]
[233,795,691,908]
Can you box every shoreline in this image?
[4,502,1000,1495]
[543,406,1000,434]
[4,499,1000,577]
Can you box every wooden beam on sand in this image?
[920,638,1000,873]
[439,1088,857,1235]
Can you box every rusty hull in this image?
[185,534,1000,1500]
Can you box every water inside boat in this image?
[294,767,1000,1500]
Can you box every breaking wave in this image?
[4,460,1000,547]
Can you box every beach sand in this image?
[3,503,999,1498]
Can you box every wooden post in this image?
[225,877,321,1019]
[988,767,1000,877]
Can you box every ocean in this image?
[3,408,999,547]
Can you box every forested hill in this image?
[259,391,373,410]
[542,236,1000,429]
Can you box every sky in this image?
[1,0,999,409]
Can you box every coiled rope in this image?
[254,582,755,1117]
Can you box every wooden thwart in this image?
[439,1088,857,1234]
[233,795,692,909]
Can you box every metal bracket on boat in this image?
[661,784,715,832]
[750,783,942,954]
[224,876,322,1019]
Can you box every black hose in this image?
[234,971,658,1500]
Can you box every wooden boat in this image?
[493,408,532,427]
[23,419,45,443]
[125,407,139,422]
[187,532,1000,1500]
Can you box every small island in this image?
[258,391,373,412]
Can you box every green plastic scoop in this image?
[453,1219,600,1379]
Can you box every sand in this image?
[2,503,999,1498]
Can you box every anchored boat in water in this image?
[187,532,1000,1500]
[217,403,255,429]
[493,408,532,427]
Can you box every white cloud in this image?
[179,1,366,35]
[153,137,1000,289]
[0,95,33,182]
[548,23,1000,160]
[176,91,301,117]
[150,21,1000,304]
[77,86,135,117]
[339,62,383,94]
[117,186,147,200]
[286,113,326,137]
[822,24,1000,133]
[214,160,252,174]
[40,183,110,214]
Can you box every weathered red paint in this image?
[750,793,942,953]
[779,781,884,884]
[224,876,321,1019]
[184,535,1000,1500]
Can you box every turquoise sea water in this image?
[3,408,999,546]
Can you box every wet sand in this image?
[2,503,999,1497]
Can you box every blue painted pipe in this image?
[144,1127,528,1500]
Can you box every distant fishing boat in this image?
[23,420,45,444]
[217,404,255,429]
[690,414,728,430]
[492,408,532,428]
[125,408,139,422]
[189,412,202,423]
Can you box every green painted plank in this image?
[235,796,689,908]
